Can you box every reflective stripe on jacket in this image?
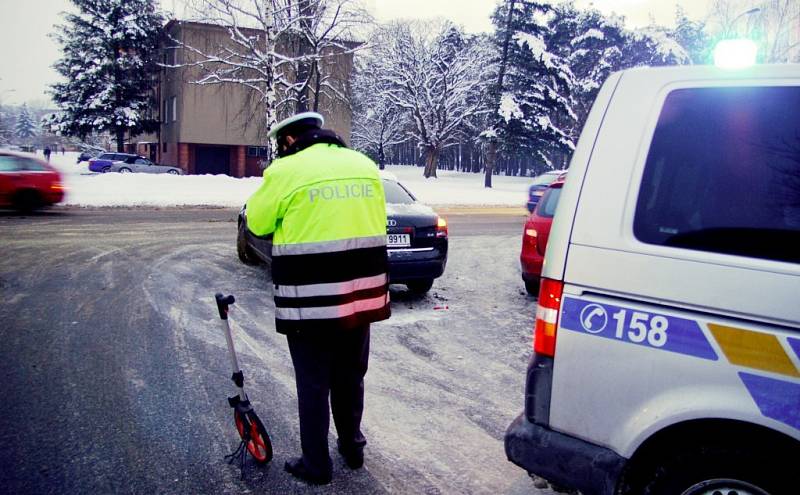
[246,142,390,333]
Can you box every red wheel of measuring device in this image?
[234,409,273,464]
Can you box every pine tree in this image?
[47,0,163,151]
[15,104,38,140]
[487,1,576,172]
[549,3,626,141]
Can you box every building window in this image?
[162,142,168,153]
[162,99,167,123]
[171,97,177,122]
[247,146,259,157]
[258,147,269,157]
[165,46,176,66]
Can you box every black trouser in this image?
[286,324,370,475]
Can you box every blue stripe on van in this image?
[788,337,800,362]
[560,297,718,360]
[739,372,800,431]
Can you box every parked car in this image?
[0,150,65,211]
[504,64,800,495]
[88,153,136,173]
[237,174,448,294]
[526,170,566,212]
[76,149,104,163]
[520,179,563,294]
[108,156,183,175]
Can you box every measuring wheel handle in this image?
[215,293,235,320]
[213,292,274,469]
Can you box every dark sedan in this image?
[237,175,448,294]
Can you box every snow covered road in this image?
[0,207,561,494]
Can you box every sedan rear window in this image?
[634,86,800,264]
[537,187,562,218]
[530,172,560,186]
[383,179,415,205]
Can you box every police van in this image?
[504,61,800,495]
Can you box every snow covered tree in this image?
[351,56,408,169]
[549,2,626,143]
[672,5,712,64]
[177,0,369,155]
[0,106,12,144]
[47,0,163,152]
[369,21,494,178]
[481,0,515,188]
[622,26,692,67]
[486,1,576,175]
[14,104,38,140]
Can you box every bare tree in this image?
[351,70,408,169]
[370,21,494,178]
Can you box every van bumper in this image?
[504,414,626,495]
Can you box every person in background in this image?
[43,146,51,161]
[245,111,390,485]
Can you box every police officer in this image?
[245,112,390,485]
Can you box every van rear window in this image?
[634,86,800,264]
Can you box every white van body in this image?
[505,64,800,495]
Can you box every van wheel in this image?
[13,190,42,212]
[406,279,433,294]
[637,445,783,495]
[237,222,258,265]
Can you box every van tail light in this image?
[436,216,448,238]
[533,278,563,357]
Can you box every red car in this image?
[520,179,564,294]
[0,150,65,211]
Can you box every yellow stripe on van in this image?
[709,324,800,378]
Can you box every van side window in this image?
[634,86,800,264]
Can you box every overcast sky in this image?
[0,0,712,107]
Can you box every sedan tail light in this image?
[523,227,538,250]
[533,278,563,357]
[436,216,448,238]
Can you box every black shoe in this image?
[337,440,364,469]
[284,457,332,485]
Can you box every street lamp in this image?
[727,7,761,38]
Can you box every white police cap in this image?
[267,111,325,139]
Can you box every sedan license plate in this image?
[387,233,411,247]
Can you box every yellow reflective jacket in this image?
[246,142,390,333]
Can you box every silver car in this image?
[108,156,183,175]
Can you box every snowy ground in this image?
[42,151,532,208]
